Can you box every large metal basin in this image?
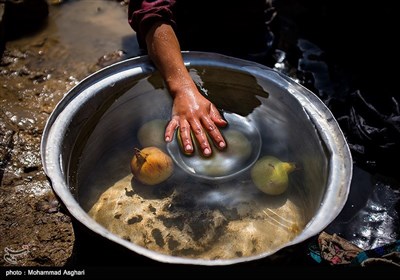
[41,52,352,265]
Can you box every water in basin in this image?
[74,65,328,260]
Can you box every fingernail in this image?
[203,148,211,155]
[219,141,226,148]
[165,136,170,142]
[185,144,192,151]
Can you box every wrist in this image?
[166,73,198,98]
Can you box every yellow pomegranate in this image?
[250,155,297,195]
[130,146,174,185]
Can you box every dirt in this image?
[0,0,134,267]
[86,173,305,260]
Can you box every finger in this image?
[201,116,226,150]
[210,105,228,127]
[165,118,179,142]
[189,119,212,157]
[178,121,194,155]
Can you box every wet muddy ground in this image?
[0,0,140,267]
[1,0,399,272]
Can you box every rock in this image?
[3,0,49,40]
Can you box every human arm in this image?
[128,0,227,156]
[145,21,227,156]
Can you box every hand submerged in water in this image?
[164,85,227,157]
[144,21,227,156]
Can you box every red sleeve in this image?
[128,0,177,49]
